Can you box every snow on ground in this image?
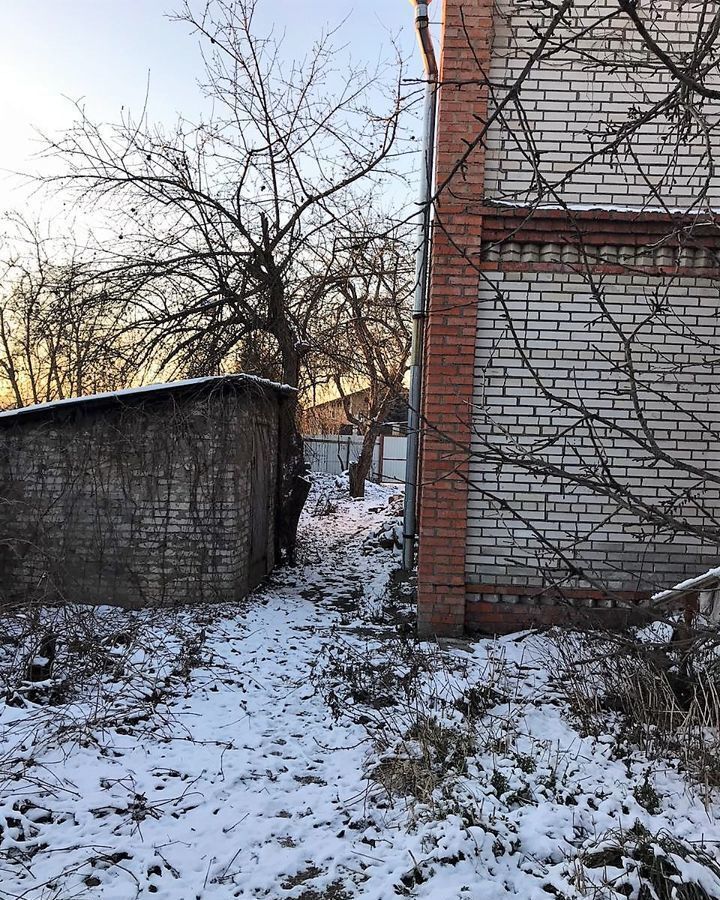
[1,474,719,899]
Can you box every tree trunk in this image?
[349,424,382,498]
[276,391,310,565]
[273,331,310,565]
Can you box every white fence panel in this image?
[304,435,363,477]
[304,434,407,485]
[378,436,407,484]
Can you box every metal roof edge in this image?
[0,373,296,426]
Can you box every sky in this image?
[0,0,427,216]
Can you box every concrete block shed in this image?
[0,375,293,608]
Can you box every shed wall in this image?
[0,387,279,607]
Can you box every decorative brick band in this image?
[417,0,494,637]
[480,206,720,249]
[464,583,654,633]
[478,240,720,278]
[465,600,654,635]
[482,241,718,269]
[466,583,650,603]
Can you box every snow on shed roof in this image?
[652,565,720,604]
[0,374,295,425]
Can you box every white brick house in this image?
[416,0,720,635]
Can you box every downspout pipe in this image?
[403,0,438,571]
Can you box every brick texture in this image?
[0,383,281,608]
[465,599,653,635]
[417,0,720,635]
[485,1,720,210]
[467,270,720,597]
[416,0,494,637]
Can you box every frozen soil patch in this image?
[1,474,719,899]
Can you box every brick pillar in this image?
[417,0,493,637]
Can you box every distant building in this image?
[301,383,408,436]
[0,375,293,608]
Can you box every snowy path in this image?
[0,479,406,899]
[2,476,720,899]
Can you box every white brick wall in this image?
[467,269,720,594]
[485,0,720,210]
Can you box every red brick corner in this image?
[417,0,493,637]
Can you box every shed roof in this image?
[651,565,720,605]
[0,374,295,426]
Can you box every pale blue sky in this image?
[0,0,428,212]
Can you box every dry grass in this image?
[370,714,477,800]
[314,634,516,805]
[548,623,720,791]
[573,822,720,899]
[0,600,231,800]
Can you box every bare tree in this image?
[0,217,145,410]
[40,0,411,557]
[310,223,413,498]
